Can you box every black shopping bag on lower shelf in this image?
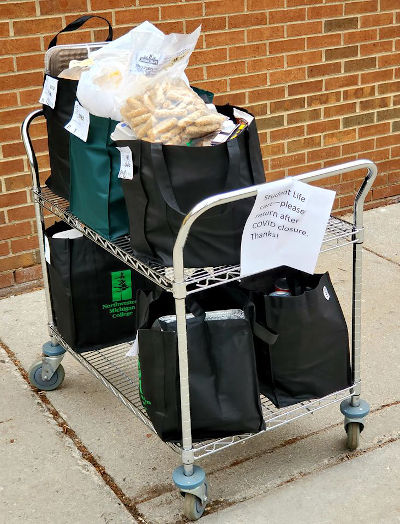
[136,286,265,442]
[45,221,150,353]
[241,270,352,408]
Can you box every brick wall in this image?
[1,0,400,295]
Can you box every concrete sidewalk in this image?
[0,203,399,524]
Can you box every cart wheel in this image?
[28,361,65,391]
[346,422,360,451]
[183,488,207,521]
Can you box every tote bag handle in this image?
[150,139,241,216]
[48,15,113,49]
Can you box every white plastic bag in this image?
[76,22,164,120]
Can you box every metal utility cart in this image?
[22,109,376,520]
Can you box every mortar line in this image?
[363,246,400,267]
[0,340,150,524]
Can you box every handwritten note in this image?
[39,76,58,109]
[64,101,90,142]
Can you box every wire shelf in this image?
[51,325,356,460]
[35,187,362,294]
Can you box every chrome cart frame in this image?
[22,109,377,520]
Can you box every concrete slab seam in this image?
[0,339,150,524]
[363,246,400,267]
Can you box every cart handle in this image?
[172,159,378,283]
[21,109,43,191]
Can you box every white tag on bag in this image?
[126,337,138,357]
[44,236,51,264]
[117,147,134,180]
[39,76,58,109]
[64,101,90,142]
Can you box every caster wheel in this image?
[183,482,208,521]
[346,422,360,451]
[28,361,65,391]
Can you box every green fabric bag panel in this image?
[69,114,129,241]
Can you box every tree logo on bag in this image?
[323,286,330,301]
[111,270,132,302]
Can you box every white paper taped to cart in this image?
[240,178,335,277]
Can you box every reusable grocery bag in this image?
[42,15,113,200]
[69,114,130,240]
[241,270,352,408]
[45,221,149,353]
[117,105,265,267]
[136,285,265,442]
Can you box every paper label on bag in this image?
[39,76,58,109]
[126,337,138,357]
[240,178,336,277]
[64,101,90,142]
[44,236,50,264]
[117,147,134,180]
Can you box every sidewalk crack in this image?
[363,246,400,267]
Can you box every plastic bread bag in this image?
[76,22,164,120]
[120,77,226,145]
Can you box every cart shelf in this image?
[49,324,356,460]
[35,186,362,294]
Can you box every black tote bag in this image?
[241,270,352,408]
[118,105,265,268]
[45,221,150,353]
[136,286,265,442]
[43,15,113,200]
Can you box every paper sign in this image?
[64,101,90,142]
[117,147,134,180]
[240,178,336,277]
[39,76,58,109]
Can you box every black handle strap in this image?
[150,139,241,216]
[48,15,113,49]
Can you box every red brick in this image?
[380,0,400,10]
[0,36,41,54]
[13,16,63,36]
[378,53,400,69]
[39,0,87,15]
[229,43,266,60]
[269,8,306,24]
[363,69,393,84]
[0,252,36,272]
[193,78,228,94]
[43,29,92,48]
[307,93,341,107]
[7,206,35,222]
[114,7,160,25]
[0,159,24,177]
[270,67,306,85]
[270,97,305,113]
[11,235,39,254]
[324,102,357,118]
[361,41,393,57]
[20,88,44,107]
[248,86,285,103]
[186,66,205,83]
[359,123,390,138]
[2,142,26,159]
[378,81,400,95]
[270,125,305,142]
[0,1,36,20]
[229,12,267,28]
[191,47,227,66]
[205,0,244,14]
[307,145,341,163]
[325,45,358,61]
[15,54,45,72]
[213,91,246,106]
[342,138,375,155]
[344,29,377,44]
[360,12,393,28]
[262,143,285,158]
[376,134,400,148]
[269,38,305,55]
[307,4,343,20]
[0,126,20,143]
[247,56,284,73]
[288,79,323,96]
[247,26,285,42]
[307,119,340,135]
[231,72,268,90]
[0,57,14,75]
[186,17,227,32]
[205,30,245,48]
[161,3,203,19]
[360,97,391,111]
[287,135,321,153]
[3,175,31,192]
[324,129,357,146]
[0,92,19,110]
[325,74,359,91]
[248,0,284,8]
[0,191,28,209]
[372,185,400,199]
[287,108,321,124]
[287,50,322,67]
[287,21,322,38]
[307,61,341,78]
[388,172,400,184]
[0,242,10,257]
[307,33,341,50]
[14,264,43,284]
[0,272,14,289]
[270,153,306,170]
[344,0,378,15]
[0,71,43,92]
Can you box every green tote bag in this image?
[69,114,129,241]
